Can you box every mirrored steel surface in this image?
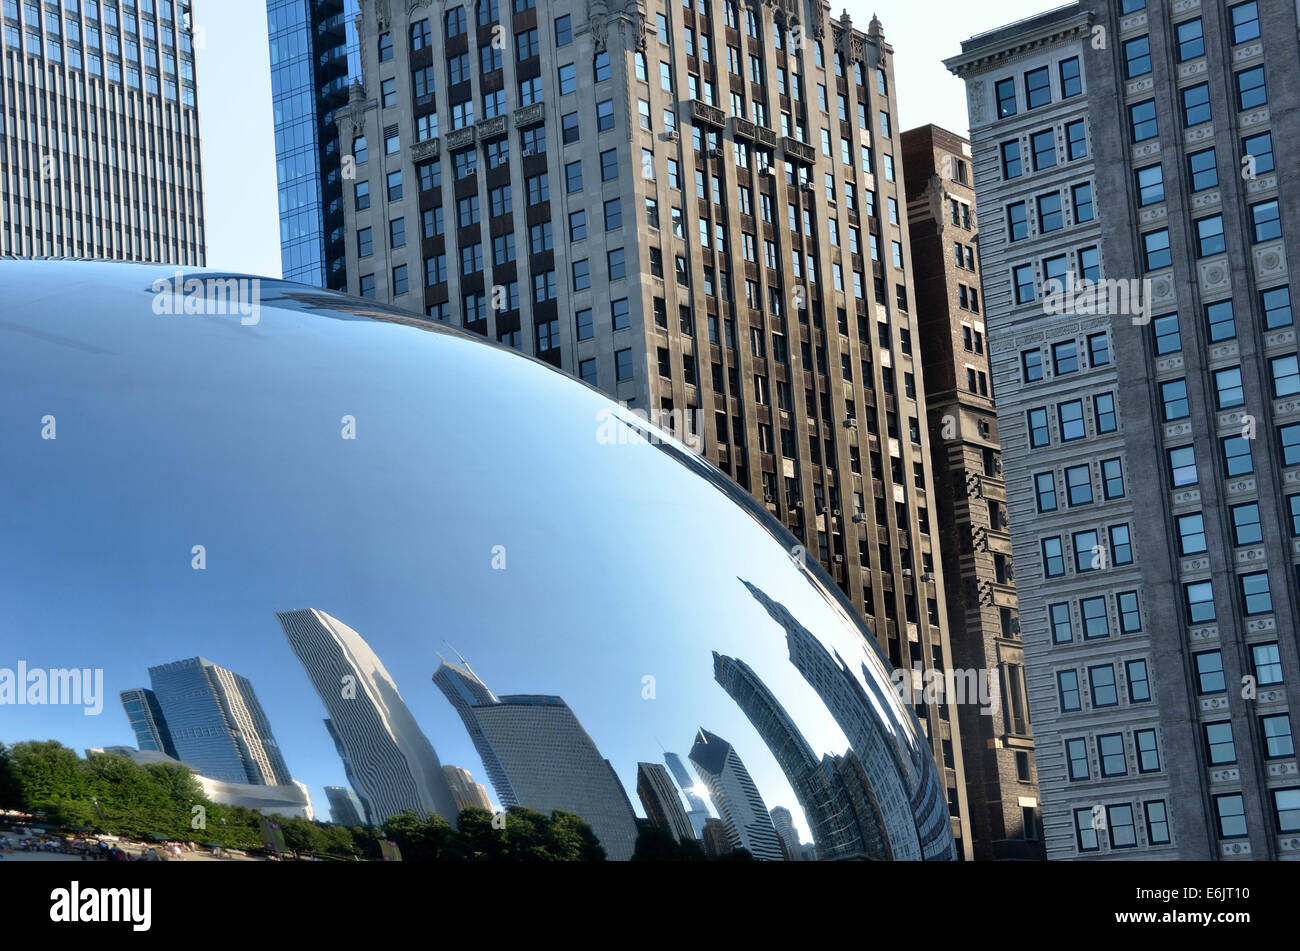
[0,261,953,860]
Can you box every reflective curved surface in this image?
[0,261,953,861]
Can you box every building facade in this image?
[119,686,178,760]
[267,0,362,286]
[948,0,1300,859]
[277,608,460,825]
[443,764,495,811]
[689,727,784,860]
[901,123,1043,860]
[325,783,367,825]
[334,0,973,858]
[663,750,712,836]
[0,0,204,262]
[142,657,292,786]
[636,761,697,842]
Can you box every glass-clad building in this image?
[266,0,361,287]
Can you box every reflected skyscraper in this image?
[325,785,366,827]
[277,608,458,825]
[434,661,638,861]
[712,651,886,860]
[443,765,493,813]
[664,752,711,839]
[144,658,291,786]
[636,763,696,844]
[119,688,178,760]
[770,807,804,862]
[688,729,784,862]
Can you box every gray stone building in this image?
[0,0,205,263]
[948,0,1300,859]
[902,123,1043,860]
[334,0,978,857]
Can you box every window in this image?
[1050,603,1073,644]
[1102,458,1125,500]
[1035,472,1057,512]
[995,78,1017,118]
[1274,790,1300,835]
[1118,591,1142,634]
[1066,738,1088,780]
[1236,66,1266,111]
[1169,445,1198,487]
[1229,502,1262,547]
[1243,131,1275,176]
[1271,354,1300,398]
[1252,642,1283,685]
[1197,216,1226,257]
[1281,423,1300,466]
[1059,57,1081,98]
[1007,202,1029,242]
[1126,659,1150,702]
[571,259,590,292]
[615,348,633,381]
[357,227,373,258]
[1073,183,1094,223]
[1001,140,1022,179]
[1177,513,1207,555]
[1028,408,1050,448]
[1261,715,1294,759]
[1022,349,1044,383]
[1059,400,1085,441]
[554,14,572,47]
[1038,193,1064,233]
[1215,794,1247,839]
[1240,572,1273,616]
[1042,537,1065,577]
[1187,148,1218,192]
[1143,229,1171,270]
[1065,465,1092,506]
[1252,200,1282,243]
[1014,265,1036,304]
[600,149,618,181]
[1206,300,1236,342]
[611,298,630,331]
[1196,651,1226,694]
[355,181,371,211]
[1130,100,1157,142]
[1185,580,1216,624]
[1030,129,1056,170]
[1082,599,1109,640]
[1182,83,1211,126]
[1053,340,1078,375]
[1095,394,1117,434]
[1073,530,1099,572]
[1099,733,1127,777]
[1205,722,1236,765]
[1110,525,1133,566]
[1222,435,1253,477]
[1214,367,1244,409]
[1145,801,1171,846]
[1136,730,1160,774]
[1291,495,1300,536]
[1177,18,1204,61]
[1074,809,1099,853]
[1153,314,1181,354]
[1024,67,1050,109]
[565,161,583,193]
[378,32,393,62]
[1058,670,1081,712]
[1123,36,1150,78]
[1136,165,1164,206]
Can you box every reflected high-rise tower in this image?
[433,661,639,861]
[688,729,784,862]
[119,688,178,760]
[636,763,696,844]
[664,752,711,838]
[324,785,366,827]
[443,765,493,813]
[277,609,458,825]
[145,658,291,786]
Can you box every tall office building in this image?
[636,761,696,842]
[901,123,1043,860]
[333,0,973,857]
[325,784,367,826]
[267,0,362,286]
[443,764,494,812]
[688,727,784,860]
[434,661,639,861]
[119,687,178,760]
[0,0,205,261]
[664,750,711,837]
[142,657,291,786]
[948,1,1300,859]
[277,608,459,825]
[769,805,805,860]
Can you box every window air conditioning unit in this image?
[833,554,844,563]
[664,130,680,142]
[842,418,856,429]
[800,181,815,192]
[852,514,866,524]
[709,147,724,158]
[521,147,534,157]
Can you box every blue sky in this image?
[196,0,1056,276]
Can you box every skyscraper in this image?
[636,761,696,843]
[277,608,459,825]
[947,0,1300,858]
[443,764,494,812]
[143,657,291,786]
[327,1,976,855]
[664,750,711,838]
[688,728,784,861]
[900,123,1043,860]
[0,1,205,261]
[434,661,640,861]
[769,805,805,861]
[119,687,178,760]
[324,784,366,827]
[266,0,362,287]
